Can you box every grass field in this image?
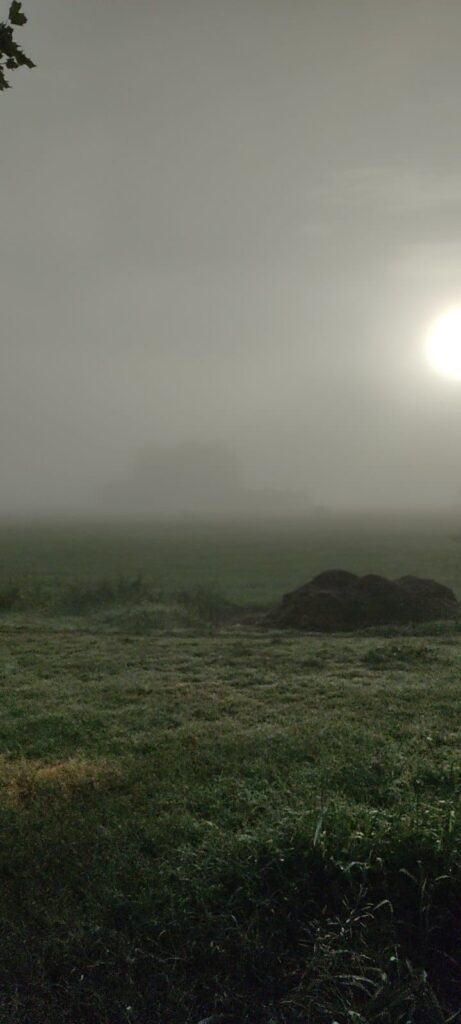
[1,516,461,1023]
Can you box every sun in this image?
[426,307,461,380]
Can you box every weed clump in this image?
[0,574,246,631]
[0,578,49,612]
[176,585,239,625]
[59,575,150,614]
[0,585,22,611]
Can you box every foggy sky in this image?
[3,0,461,516]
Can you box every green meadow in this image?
[1,516,461,1023]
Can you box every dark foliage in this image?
[0,2,34,91]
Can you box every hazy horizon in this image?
[3,0,461,518]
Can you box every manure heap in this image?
[266,569,458,632]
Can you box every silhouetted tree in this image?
[0,2,34,91]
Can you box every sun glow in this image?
[426,307,461,380]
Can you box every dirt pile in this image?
[266,570,458,631]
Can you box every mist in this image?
[3,0,461,519]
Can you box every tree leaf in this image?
[8,2,27,27]
[0,66,11,90]
[12,46,35,68]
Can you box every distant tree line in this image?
[0,2,34,91]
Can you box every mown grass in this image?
[0,518,461,1022]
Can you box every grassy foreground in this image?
[0,519,461,1022]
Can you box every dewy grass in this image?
[0,519,461,1021]
[360,641,442,669]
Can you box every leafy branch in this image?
[0,2,34,91]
